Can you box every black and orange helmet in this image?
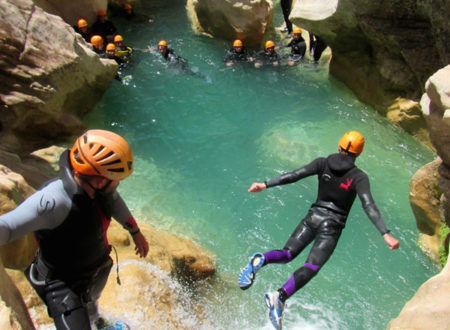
[338,131,365,155]
[70,130,133,181]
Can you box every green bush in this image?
[439,222,450,266]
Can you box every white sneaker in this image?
[264,291,285,330]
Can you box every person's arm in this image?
[248,158,325,192]
[0,181,70,245]
[110,191,149,257]
[356,175,400,250]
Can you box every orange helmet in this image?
[90,35,103,48]
[293,27,302,35]
[158,40,168,47]
[123,3,133,12]
[265,40,275,49]
[233,39,243,47]
[338,131,365,155]
[77,19,88,28]
[114,35,124,42]
[106,43,116,52]
[70,130,134,181]
[97,8,107,17]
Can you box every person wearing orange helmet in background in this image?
[286,26,306,66]
[224,39,254,67]
[90,35,105,56]
[113,35,133,61]
[0,129,149,329]
[239,131,400,330]
[255,40,280,68]
[73,18,92,43]
[91,8,117,43]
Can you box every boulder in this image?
[0,0,117,154]
[187,0,274,48]
[290,0,450,112]
[409,158,442,262]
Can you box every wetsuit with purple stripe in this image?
[261,153,390,302]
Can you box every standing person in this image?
[309,32,328,62]
[91,8,117,43]
[286,26,306,66]
[74,18,92,43]
[238,131,400,330]
[280,0,293,34]
[255,40,280,68]
[0,129,149,330]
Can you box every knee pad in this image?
[48,291,83,318]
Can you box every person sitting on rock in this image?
[0,129,149,330]
[73,18,91,43]
[90,35,105,56]
[114,35,133,62]
[224,39,254,67]
[286,26,306,66]
[255,40,280,68]
[91,8,117,43]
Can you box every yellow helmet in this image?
[158,40,168,47]
[233,39,243,47]
[90,35,103,48]
[265,40,275,49]
[106,43,116,52]
[70,130,134,181]
[293,27,302,35]
[338,131,365,156]
[114,35,124,42]
[77,19,88,28]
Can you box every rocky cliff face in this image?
[187,0,274,47]
[290,0,450,112]
[0,0,117,154]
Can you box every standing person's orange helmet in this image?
[70,130,134,181]
[338,131,365,156]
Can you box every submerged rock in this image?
[187,0,274,48]
[0,0,117,153]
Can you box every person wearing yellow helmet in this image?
[73,18,91,43]
[239,130,400,329]
[224,39,253,67]
[114,35,133,61]
[255,40,280,68]
[0,129,149,330]
[91,8,117,43]
[286,26,306,66]
[90,35,105,55]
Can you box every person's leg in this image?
[279,219,343,301]
[280,0,293,33]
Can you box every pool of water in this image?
[84,1,437,329]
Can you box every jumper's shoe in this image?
[264,291,285,330]
[238,252,265,290]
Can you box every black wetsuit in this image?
[0,151,139,329]
[224,48,249,63]
[262,153,390,302]
[73,26,92,43]
[309,32,327,62]
[256,50,280,66]
[287,36,306,60]
[91,19,117,41]
[280,0,293,34]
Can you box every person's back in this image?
[91,9,117,42]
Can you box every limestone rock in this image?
[187,0,274,47]
[0,0,117,154]
[388,258,450,329]
[290,0,450,112]
[409,158,442,262]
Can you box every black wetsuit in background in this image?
[91,19,117,41]
[262,153,390,301]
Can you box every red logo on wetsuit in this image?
[340,178,353,191]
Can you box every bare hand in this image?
[248,182,267,193]
[383,233,400,250]
[132,231,149,257]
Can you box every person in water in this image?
[238,131,400,330]
[224,39,253,67]
[113,35,133,62]
[309,32,327,62]
[73,18,91,43]
[0,129,149,330]
[286,27,306,66]
[90,35,105,56]
[255,41,280,68]
[91,8,117,43]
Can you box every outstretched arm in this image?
[356,176,400,250]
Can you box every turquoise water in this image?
[85,1,437,329]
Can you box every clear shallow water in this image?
[84,1,437,329]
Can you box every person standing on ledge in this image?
[0,129,149,330]
[238,131,400,330]
[280,0,293,35]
